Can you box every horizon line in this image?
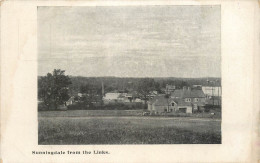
[38,75,221,79]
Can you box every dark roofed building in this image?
[148,87,206,114]
[148,95,193,113]
[171,87,205,99]
[148,95,179,113]
[166,84,176,94]
[171,87,206,112]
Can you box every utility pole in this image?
[208,79,214,106]
[101,81,104,97]
[212,85,214,106]
[217,86,219,105]
[216,79,219,106]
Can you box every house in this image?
[148,87,206,113]
[103,93,122,104]
[192,85,202,90]
[148,95,178,113]
[124,91,141,103]
[66,96,75,106]
[148,95,192,113]
[78,93,87,98]
[133,98,144,103]
[117,93,126,102]
[202,86,221,98]
[103,91,144,104]
[171,87,206,112]
[165,84,175,94]
[147,91,158,98]
[205,96,221,106]
[125,93,133,102]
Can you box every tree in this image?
[137,78,155,109]
[178,80,189,89]
[79,83,102,106]
[38,69,72,110]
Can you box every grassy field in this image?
[38,112,221,144]
[38,109,221,118]
[38,110,144,117]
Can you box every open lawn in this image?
[38,109,144,117]
[38,109,221,118]
[38,111,221,144]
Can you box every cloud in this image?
[38,6,221,77]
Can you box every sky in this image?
[38,6,221,78]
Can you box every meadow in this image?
[38,109,144,117]
[38,111,221,144]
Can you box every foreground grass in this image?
[38,116,221,144]
[38,110,144,117]
[38,109,221,119]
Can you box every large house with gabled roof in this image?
[148,87,206,113]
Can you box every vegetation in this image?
[38,69,72,110]
[38,110,144,117]
[66,102,144,110]
[37,69,221,111]
[38,109,221,118]
[38,115,221,144]
[137,78,157,108]
[47,76,221,96]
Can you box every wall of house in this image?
[198,106,205,112]
[151,105,178,113]
[103,99,118,104]
[152,105,167,112]
[186,106,192,113]
[148,104,152,111]
[176,106,192,113]
[202,86,221,97]
[198,98,206,102]
[193,98,206,109]
[170,105,178,112]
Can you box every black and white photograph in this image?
[37,6,222,145]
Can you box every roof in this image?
[118,93,125,98]
[193,101,206,106]
[171,89,205,98]
[166,85,175,89]
[148,95,164,104]
[103,93,121,100]
[148,95,192,107]
[67,96,74,102]
[171,98,192,107]
[153,96,174,106]
[127,91,139,98]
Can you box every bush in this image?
[67,102,145,110]
[38,102,48,111]
[67,103,88,110]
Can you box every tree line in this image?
[38,69,221,110]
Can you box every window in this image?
[194,98,199,102]
[185,98,191,102]
[171,103,175,106]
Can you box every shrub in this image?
[38,102,48,111]
[67,102,145,110]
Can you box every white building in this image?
[202,86,221,97]
[103,93,121,101]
